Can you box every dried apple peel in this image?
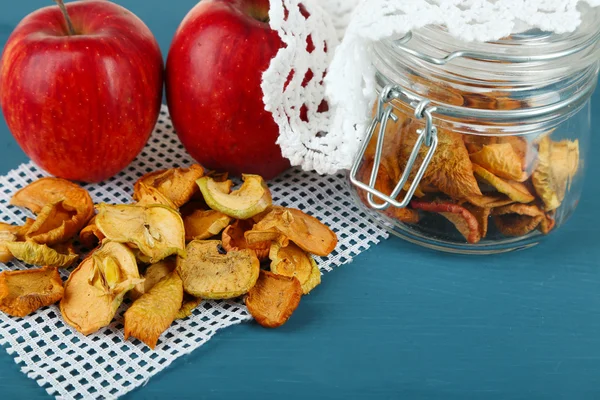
[196,174,272,220]
[0,267,64,317]
[95,204,186,264]
[411,200,482,244]
[177,240,260,300]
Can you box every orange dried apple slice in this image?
[177,240,260,300]
[196,174,272,220]
[411,200,482,244]
[79,216,106,249]
[128,258,177,301]
[184,210,232,241]
[532,136,580,211]
[464,194,514,209]
[246,270,302,329]
[269,243,321,295]
[134,182,177,209]
[470,143,527,181]
[124,271,184,349]
[222,220,270,260]
[95,204,186,263]
[248,208,337,257]
[25,200,89,246]
[472,164,535,204]
[60,241,143,335]
[464,204,491,239]
[5,241,78,268]
[0,267,64,317]
[134,164,205,208]
[492,204,546,237]
[464,135,498,154]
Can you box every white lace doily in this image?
[0,105,388,399]
[264,0,600,175]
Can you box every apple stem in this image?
[53,0,76,36]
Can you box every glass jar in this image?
[348,8,600,254]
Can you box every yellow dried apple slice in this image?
[95,204,186,264]
[129,258,177,300]
[134,182,177,209]
[269,243,321,294]
[5,241,78,268]
[473,164,535,204]
[177,240,260,300]
[248,208,337,256]
[464,194,515,209]
[176,294,203,320]
[0,231,17,264]
[532,137,579,211]
[222,220,271,260]
[196,174,272,220]
[492,204,545,237]
[246,270,302,328]
[79,216,106,249]
[470,143,527,181]
[0,267,64,317]
[124,271,184,349]
[184,210,232,241]
[60,241,143,335]
[134,164,205,208]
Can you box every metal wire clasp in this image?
[349,84,439,211]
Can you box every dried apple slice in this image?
[464,194,515,209]
[411,200,482,244]
[464,135,498,154]
[177,240,260,300]
[470,143,527,181]
[134,164,205,208]
[492,204,545,237]
[134,182,177,209]
[196,174,272,220]
[246,270,302,329]
[95,204,186,263]
[25,200,89,246]
[60,241,143,335]
[10,177,93,217]
[269,243,321,294]
[532,137,580,211]
[176,294,203,320]
[5,241,78,268]
[248,208,337,256]
[473,164,535,203]
[129,258,177,300]
[79,216,106,249]
[464,204,491,239]
[222,220,270,260]
[0,267,64,317]
[0,232,17,264]
[124,271,184,349]
[184,210,232,241]
[540,214,556,235]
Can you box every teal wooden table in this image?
[2,2,600,399]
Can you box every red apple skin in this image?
[166,0,290,180]
[0,1,163,183]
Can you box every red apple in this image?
[166,0,290,180]
[0,0,163,183]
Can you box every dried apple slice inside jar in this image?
[469,143,527,181]
[95,204,186,263]
[177,240,260,300]
[493,204,556,236]
[472,164,535,204]
[411,200,482,244]
[196,174,272,220]
[60,241,143,335]
[532,136,580,211]
[0,267,64,317]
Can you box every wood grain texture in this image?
[1,1,600,399]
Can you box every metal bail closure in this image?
[349,84,439,211]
